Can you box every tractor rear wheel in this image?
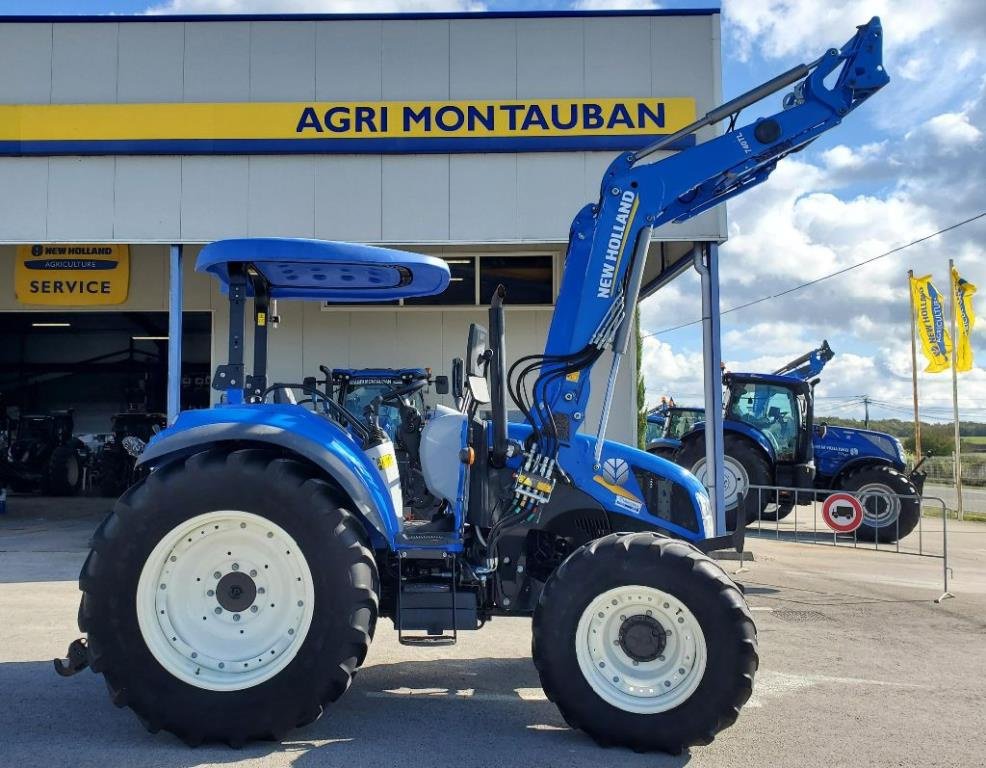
[78,447,378,745]
[44,443,83,496]
[839,464,920,543]
[676,434,771,528]
[532,532,758,754]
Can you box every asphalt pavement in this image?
[1,496,984,768]
[924,482,986,514]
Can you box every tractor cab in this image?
[722,371,815,488]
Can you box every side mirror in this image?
[815,423,828,439]
[302,376,317,391]
[451,358,464,401]
[433,375,449,395]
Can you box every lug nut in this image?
[231,563,239,571]
[214,571,221,579]
[214,607,222,615]
[250,606,259,613]
[233,614,241,622]
[250,569,257,577]
[207,589,215,597]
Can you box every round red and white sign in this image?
[821,493,864,533]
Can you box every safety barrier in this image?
[740,484,954,603]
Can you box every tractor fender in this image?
[680,420,777,465]
[137,405,398,547]
[825,456,896,490]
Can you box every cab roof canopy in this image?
[196,238,451,302]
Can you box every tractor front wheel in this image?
[44,443,83,496]
[676,434,771,528]
[532,532,758,754]
[78,447,378,745]
[839,464,921,543]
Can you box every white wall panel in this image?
[381,155,449,242]
[0,159,48,241]
[118,22,184,103]
[180,156,249,240]
[314,156,382,241]
[50,23,117,104]
[0,23,52,103]
[450,155,517,241]
[114,157,181,241]
[381,20,449,100]
[315,20,382,100]
[46,157,114,241]
[450,19,516,99]
[585,17,652,97]
[249,22,316,102]
[182,21,250,102]
[516,153,586,241]
[247,156,315,237]
[516,18,583,99]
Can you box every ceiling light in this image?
[31,322,71,327]
[132,335,169,341]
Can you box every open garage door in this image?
[0,311,211,436]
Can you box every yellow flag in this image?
[952,266,977,372]
[910,274,952,373]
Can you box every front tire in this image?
[532,533,758,754]
[839,464,920,543]
[78,447,378,745]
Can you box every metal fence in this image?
[919,455,986,487]
[740,484,953,603]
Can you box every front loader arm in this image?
[521,18,888,457]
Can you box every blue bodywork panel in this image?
[814,425,904,483]
[506,423,714,541]
[681,419,778,464]
[140,404,400,549]
[196,238,450,302]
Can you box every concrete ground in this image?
[1,495,984,768]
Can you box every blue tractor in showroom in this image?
[674,341,926,542]
[58,21,887,753]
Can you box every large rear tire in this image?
[839,464,920,543]
[676,434,771,527]
[78,447,378,745]
[532,532,758,754]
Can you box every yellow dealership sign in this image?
[15,244,130,306]
[0,98,697,155]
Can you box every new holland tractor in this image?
[56,21,888,753]
[674,341,926,542]
[646,400,705,459]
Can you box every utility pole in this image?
[862,395,870,428]
[908,270,922,456]
[949,258,964,521]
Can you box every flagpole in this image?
[949,259,964,522]
[908,270,922,458]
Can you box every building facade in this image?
[0,10,723,442]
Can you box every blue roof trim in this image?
[0,10,719,23]
[0,135,696,157]
[196,238,451,302]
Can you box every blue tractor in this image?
[645,399,705,459]
[57,21,887,753]
[674,341,926,543]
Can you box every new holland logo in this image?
[597,190,638,299]
[602,458,630,486]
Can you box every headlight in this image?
[694,491,715,537]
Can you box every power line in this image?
[642,211,986,339]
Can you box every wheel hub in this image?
[618,614,667,663]
[216,571,257,613]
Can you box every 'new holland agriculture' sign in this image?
[0,98,696,155]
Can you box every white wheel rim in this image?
[856,483,901,528]
[136,511,315,692]
[691,456,749,510]
[575,585,707,714]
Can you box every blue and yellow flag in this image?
[952,266,977,372]
[910,274,952,373]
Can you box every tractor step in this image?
[395,555,478,646]
[398,633,457,647]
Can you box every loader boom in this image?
[512,18,888,460]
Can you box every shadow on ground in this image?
[1,656,692,768]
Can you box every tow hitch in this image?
[53,638,89,677]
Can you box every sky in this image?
[1,0,983,423]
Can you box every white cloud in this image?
[147,0,485,13]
